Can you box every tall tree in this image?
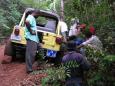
[60,0,64,20]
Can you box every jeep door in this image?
[36,16,61,51]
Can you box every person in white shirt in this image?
[60,19,68,42]
[54,19,68,65]
[69,18,80,36]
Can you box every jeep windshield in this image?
[35,11,59,33]
[36,16,57,33]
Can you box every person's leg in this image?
[26,39,33,72]
[26,40,38,72]
[30,41,37,64]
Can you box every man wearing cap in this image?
[78,26,103,51]
[62,41,91,86]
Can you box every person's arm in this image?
[60,21,68,43]
[77,44,84,49]
[25,21,36,35]
[62,31,68,43]
[77,37,93,49]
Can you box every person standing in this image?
[54,18,68,65]
[25,10,39,74]
[60,19,68,43]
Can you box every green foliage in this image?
[0,0,25,38]
[36,48,45,60]
[65,0,112,23]
[84,46,115,86]
[41,66,66,86]
[0,9,10,36]
[21,0,50,10]
[41,46,115,86]
[104,55,115,62]
[21,0,61,14]
[41,59,82,86]
[64,60,79,68]
[64,0,115,53]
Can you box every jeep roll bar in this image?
[19,8,59,27]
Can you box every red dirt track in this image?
[0,45,45,86]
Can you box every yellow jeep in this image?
[4,8,63,60]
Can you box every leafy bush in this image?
[84,46,115,86]
[41,66,65,86]
[41,46,115,86]
[64,0,115,54]
[0,0,25,39]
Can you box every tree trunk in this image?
[60,0,64,20]
[108,0,115,19]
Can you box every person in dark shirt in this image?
[62,41,91,86]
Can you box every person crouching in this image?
[62,41,91,86]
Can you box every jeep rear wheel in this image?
[11,43,16,61]
[4,39,13,56]
[11,42,26,61]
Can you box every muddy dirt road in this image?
[0,45,45,86]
